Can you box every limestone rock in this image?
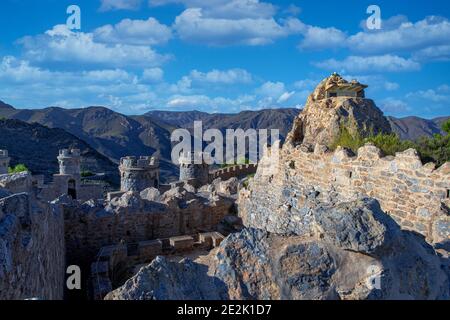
[106,197,449,300]
[105,256,228,300]
[140,187,160,202]
[286,74,391,147]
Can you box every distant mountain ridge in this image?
[387,116,449,141]
[146,108,300,140]
[0,118,119,186]
[0,100,448,182]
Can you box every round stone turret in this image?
[58,149,81,177]
[179,152,210,188]
[0,149,11,175]
[119,154,160,192]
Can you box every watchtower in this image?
[0,149,10,175]
[119,153,160,192]
[57,149,81,199]
[179,152,210,188]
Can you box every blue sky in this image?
[0,0,449,118]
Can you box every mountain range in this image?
[0,100,448,183]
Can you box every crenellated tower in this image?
[119,154,160,192]
[179,152,210,188]
[0,149,11,175]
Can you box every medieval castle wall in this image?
[119,156,159,192]
[0,192,65,300]
[209,164,257,182]
[274,143,450,243]
[0,150,10,175]
[63,191,235,266]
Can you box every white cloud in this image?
[165,94,254,112]
[173,8,300,46]
[100,0,142,11]
[298,25,347,51]
[379,98,410,114]
[412,45,450,62]
[18,25,170,68]
[437,84,450,93]
[188,68,252,84]
[348,16,450,55]
[406,89,450,103]
[151,0,276,19]
[314,55,420,73]
[142,68,164,82]
[256,81,286,98]
[94,17,172,46]
[277,91,295,103]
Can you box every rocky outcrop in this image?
[286,74,391,147]
[105,256,229,300]
[104,75,449,301]
[106,195,449,300]
[63,184,236,267]
[0,192,65,300]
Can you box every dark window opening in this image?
[349,172,353,179]
[447,189,450,199]
[68,179,77,199]
[154,179,159,188]
[328,92,337,97]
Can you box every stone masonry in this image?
[240,142,450,244]
[0,150,10,175]
[119,154,160,192]
[0,192,65,300]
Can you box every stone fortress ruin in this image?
[0,73,449,300]
[0,145,255,299]
[0,149,10,175]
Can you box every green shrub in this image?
[330,124,449,167]
[365,133,415,156]
[329,126,365,154]
[81,170,94,177]
[8,164,29,174]
[441,119,450,134]
[415,133,449,167]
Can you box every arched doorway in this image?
[68,179,77,199]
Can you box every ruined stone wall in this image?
[256,143,449,243]
[209,164,258,182]
[0,172,32,195]
[63,194,234,266]
[0,193,65,300]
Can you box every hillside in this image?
[0,118,119,186]
[0,103,178,182]
[0,100,448,183]
[147,108,300,140]
[388,116,449,140]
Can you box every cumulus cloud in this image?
[151,0,277,19]
[94,17,172,46]
[379,98,410,114]
[412,45,450,62]
[406,89,450,103]
[188,68,252,84]
[142,68,164,82]
[99,0,143,11]
[173,8,300,46]
[0,56,152,110]
[298,25,347,51]
[314,55,421,73]
[165,94,255,112]
[348,16,450,55]
[18,25,170,68]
